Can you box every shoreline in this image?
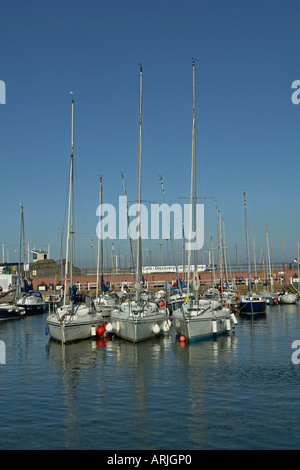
[29,268,299,295]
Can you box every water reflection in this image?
[45,329,241,449]
[174,331,238,365]
[171,331,238,449]
[11,303,299,449]
[47,338,108,449]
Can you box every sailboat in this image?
[278,235,298,304]
[46,96,104,343]
[236,193,266,315]
[159,176,191,314]
[93,177,119,319]
[0,287,25,321]
[258,226,277,305]
[110,65,169,342]
[172,60,237,341]
[15,205,46,314]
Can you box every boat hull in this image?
[0,304,25,321]
[22,304,47,315]
[278,294,297,304]
[172,304,234,341]
[110,304,168,343]
[238,300,266,314]
[46,306,104,343]
[17,292,46,315]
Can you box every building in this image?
[31,249,49,262]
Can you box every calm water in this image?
[1,303,300,450]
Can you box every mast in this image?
[182,218,186,284]
[160,175,181,292]
[192,59,198,302]
[64,94,74,306]
[282,234,286,290]
[297,241,299,293]
[100,178,103,289]
[266,225,272,291]
[122,173,135,278]
[17,204,23,299]
[136,64,143,302]
[222,218,229,288]
[216,204,223,294]
[253,236,257,286]
[243,192,252,293]
[211,236,215,286]
[70,95,74,289]
[21,205,26,276]
[96,176,102,297]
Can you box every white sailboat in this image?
[110,65,169,342]
[46,96,103,343]
[172,60,237,341]
[257,226,277,304]
[236,193,266,315]
[17,290,46,314]
[278,292,297,304]
[16,205,47,314]
[278,235,298,304]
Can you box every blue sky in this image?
[1,0,300,269]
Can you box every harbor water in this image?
[0,303,300,450]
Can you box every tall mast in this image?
[222,218,229,287]
[136,64,143,301]
[266,225,272,291]
[192,59,198,302]
[17,204,23,299]
[160,175,181,291]
[216,204,223,294]
[70,95,74,289]
[182,218,185,283]
[244,192,252,293]
[64,94,74,306]
[100,178,103,285]
[211,236,215,286]
[96,176,102,297]
[122,173,135,278]
[20,205,26,276]
[282,234,286,290]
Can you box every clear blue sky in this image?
[1,0,300,269]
